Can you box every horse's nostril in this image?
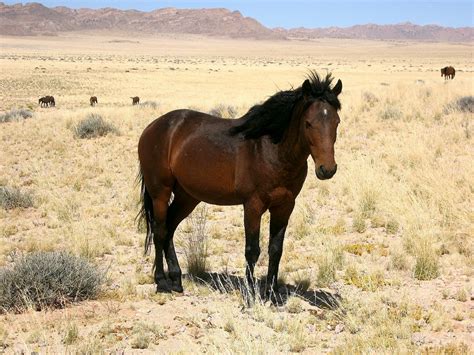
[317,164,337,180]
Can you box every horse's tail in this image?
[136,168,154,255]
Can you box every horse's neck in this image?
[277,110,310,171]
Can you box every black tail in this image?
[136,169,154,255]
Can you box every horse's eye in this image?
[305,121,312,129]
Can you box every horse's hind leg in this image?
[164,184,199,292]
[151,186,173,292]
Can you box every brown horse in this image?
[137,72,342,298]
[131,96,140,105]
[441,66,455,80]
[39,96,55,107]
[90,96,98,106]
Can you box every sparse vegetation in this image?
[379,106,402,120]
[0,35,472,353]
[209,104,238,118]
[62,323,79,345]
[0,251,104,313]
[74,113,119,139]
[139,100,160,109]
[183,204,209,278]
[444,96,474,114]
[0,186,34,210]
[413,241,440,280]
[0,108,32,123]
[316,249,341,287]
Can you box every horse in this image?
[441,66,455,80]
[131,96,140,105]
[137,71,342,298]
[90,96,98,106]
[39,96,55,107]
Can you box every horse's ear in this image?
[332,79,342,96]
[302,79,312,98]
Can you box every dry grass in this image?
[0,33,472,353]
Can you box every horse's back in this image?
[139,109,249,204]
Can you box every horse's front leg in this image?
[243,199,265,295]
[266,201,295,300]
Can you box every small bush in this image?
[139,101,159,109]
[316,255,336,287]
[74,114,118,139]
[0,186,34,210]
[385,218,399,234]
[286,296,303,313]
[209,104,238,118]
[362,91,379,107]
[380,106,402,120]
[63,323,79,345]
[444,96,474,114]
[0,109,33,123]
[184,205,208,278]
[0,251,104,313]
[413,242,440,280]
[390,251,409,271]
[352,214,366,233]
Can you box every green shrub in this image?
[0,251,104,313]
[0,109,33,123]
[74,114,118,139]
[0,186,34,210]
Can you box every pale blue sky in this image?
[4,1,473,28]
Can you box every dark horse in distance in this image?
[90,96,98,106]
[39,96,55,107]
[137,71,342,297]
[131,96,140,105]
[441,66,455,80]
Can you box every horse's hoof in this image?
[156,279,171,293]
[171,283,184,293]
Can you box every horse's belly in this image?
[172,149,245,206]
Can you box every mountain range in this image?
[0,2,472,42]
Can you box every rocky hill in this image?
[0,2,472,42]
[0,2,283,39]
[281,22,473,42]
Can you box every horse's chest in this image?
[267,187,294,207]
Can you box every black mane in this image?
[229,71,341,144]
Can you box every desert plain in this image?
[0,33,473,353]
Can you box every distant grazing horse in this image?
[137,71,342,298]
[131,96,140,105]
[90,96,98,106]
[39,96,55,107]
[441,66,455,80]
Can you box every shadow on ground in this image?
[187,272,342,309]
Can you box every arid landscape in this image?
[0,26,473,354]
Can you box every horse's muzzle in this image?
[316,164,337,180]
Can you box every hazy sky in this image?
[4,1,473,28]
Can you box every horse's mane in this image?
[229,71,341,144]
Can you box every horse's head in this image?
[301,78,342,180]
[441,67,446,76]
